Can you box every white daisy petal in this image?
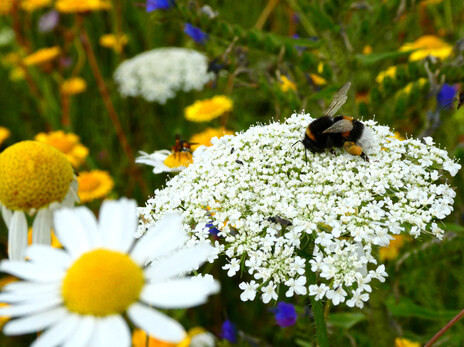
[88,315,130,347]
[60,179,79,207]
[0,296,62,317]
[3,307,68,335]
[3,281,60,295]
[31,208,52,245]
[31,313,81,347]
[127,303,186,343]
[1,204,12,228]
[145,244,216,282]
[63,316,96,347]
[0,287,60,303]
[53,207,98,258]
[0,261,65,282]
[99,199,137,253]
[8,210,28,260]
[26,245,73,269]
[140,277,220,309]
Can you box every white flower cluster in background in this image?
[138,112,460,307]
[114,47,214,104]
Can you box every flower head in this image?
[400,35,452,61]
[379,235,409,261]
[38,10,59,33]
[114,48,214,104]
[279,75,297,92]
[146,0,173,12]
[23,46,61,66]
[185,96,233,122]
[136,148,200,174]
[395,337,421,347]
[190,128,234,150]
[0,0,14,15]
[437,83,457,110]
[184,23,209,45]
[376,65,397,84]
[60,77,87,96]
[0,199,220,345]
[55,0,111,13]
[21,0,51,12]
[0,127,10,147]
[0,141,78,259]
[272,302,297,327]
[140,112,460,307]
[100,33,128,54]
[34,130,89,168]
[77,170,114,203]
[220,319,237,343]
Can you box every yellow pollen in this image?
[163,152,193,168]
[0,141,74,211]
[62,249,144,316]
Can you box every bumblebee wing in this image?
[324,82,351,117]
[322,118,353,134]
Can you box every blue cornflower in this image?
[437,83,457,110]
[272,302,297,327]
[184,23,209,44]
[220,319,237,343]
[146,0,173,12]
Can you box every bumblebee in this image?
[301,82,372,162]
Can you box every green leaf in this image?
[443,223,464,233]
[327,312,366,329]
[295,338,313,347]
[356,50,415,65]
[386,297,460,320]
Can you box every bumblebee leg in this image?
[304,148,308,164]
[329,149,336,155]
[361,153,370,162]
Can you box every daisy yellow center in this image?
[164,152,193,168]
[0,141,73,211]
[62,249,144,316]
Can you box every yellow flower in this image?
[190,127,235,150]
[9,66,26,81]
[163,152,193,169]
[1,52,22,67]
[395,337,421,347]
[400,35,452,61]
[60,77,87,95]
[317,62,324,74]
[0,127,10,147]
[132,327,211,347]
[376,66,397,84]
[55,0,111,13]
[310,73,327,86]
[279,75,297,92]
[401,78,427,95]
[393,132,405,141]
[379,235,409,261]
[23,46,61,66]
[35,130,89,168]
[363,45,372,55]
[185,95,233,122]
[21,0,52,12]
[99,33,128,54]
[0,0,14,15]
[77,170,114,203]
[27,228,62,248]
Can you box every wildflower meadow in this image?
[1,0,464,346]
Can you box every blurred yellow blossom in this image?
[393,132,405,141]
[401,78,427,95]
[317,62,324,74]
[35,130,89,168]
[363,45,372,55]
[60,77,87,95]
[310,73,327,86]
[185,95,233,122]
[0,127,10,146]
[9,66,26,81]
[190,127,234,150]
[99,33,128,53]
[279,75,297,92]
[23,46,61,66]
[379,235,409,261]
[376,66,397,84]
[400,35,452,61]
[28,228,62,248]
[21,0,52,12]
[0,0,15,15]
[55,0,111,13]
[132,327,213,347]
[395,338,421,347]
[77,170,114,203]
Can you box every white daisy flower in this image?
[136,146,206,174]
[0,141,79,260]
[0,199,219,346]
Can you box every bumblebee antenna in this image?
[292,140,308,164]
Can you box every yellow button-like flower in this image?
[395,337,421,347]
[190,127,234,150]
[400,35,452,61]
[0,127,10,147]
[376,65,397,84]
[55,0,111,13]
[23,46,61,66]
[379,235,409,261]
[35,130,89,168]
[77,170,114,203]
[21,0,52,12]
[279,75,297,92]
[185,96,233,122]
[60,77,87,95]
[99,33,128,54]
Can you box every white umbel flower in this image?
[139,112,460,307]
[114,47,214,104]
[0,199,219,346]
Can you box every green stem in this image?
[307,265,329,347]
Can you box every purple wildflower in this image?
[220,319,237,343]
[184,23,209,45]
[437,83,457,110]
[272,302,297,327]
[146,0,173,12]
